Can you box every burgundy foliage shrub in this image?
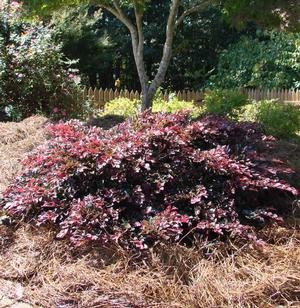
[0,112,298,249]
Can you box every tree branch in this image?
[101,1,148,92]
[101,2,138,55]
[133,3,148,89]
[176,0,211,27]
[102,0,136,33]
[134,3,144,54]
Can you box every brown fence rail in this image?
[82,87,300,108]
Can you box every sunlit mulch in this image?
[0,116,48,194]
[0,225,299,307]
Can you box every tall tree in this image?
[51,3,243,90]
[95,0,215,110]
[24,0,300,110]
[24,0,217,110]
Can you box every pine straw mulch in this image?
[0,116,48,195]
[0,116,299,308]
[0,225,299,308]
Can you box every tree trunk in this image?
[103,0,180,112]
[141,87,156,111]
[139,0,179,111]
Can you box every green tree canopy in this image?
[207,31,300,90]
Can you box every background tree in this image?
[52,3,249,90]
[24,0,300,110]
[51,6,118,88]
[224,0,300,31]
[24,0,220,110]
[207,31,300,90]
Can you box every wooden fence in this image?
[245,88,300,104]
[82,87,300,108]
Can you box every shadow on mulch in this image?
[264,136,300,189]
[87,115,125,130]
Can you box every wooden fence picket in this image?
[128,90,134,100]
[108,89,114,101]
[104,89,109,102]
[99,88,104,104]
[134,91,140,100]
[177,91,182,100]
[94,88,99,107]
[163,91,168,101]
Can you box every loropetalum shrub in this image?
[0,112,298,250]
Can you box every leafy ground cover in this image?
[0,115,299,307]
[0,112,298,251]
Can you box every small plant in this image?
[101,94,202,119]
[238,100,300,138]
[152,95,200,115]
[102,98,140,118]
[0,111,297,251]
[256,100,300,138]
[203,89,248,117]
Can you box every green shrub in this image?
[238,100,300,138]
[101,95,203,119]
[152,95,201,115]
[102,98,140,118]
[0,2,82,121]
[207,32,300,90]
[203,89,248,117]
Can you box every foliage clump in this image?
[238,100,300,138]
[207,32,300,90]
[0,112,297,250]
[152,95,200,115]
[203,89,248,118]
[102,98,140,118]
[0,1,81,121]
[101,95,202,119]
